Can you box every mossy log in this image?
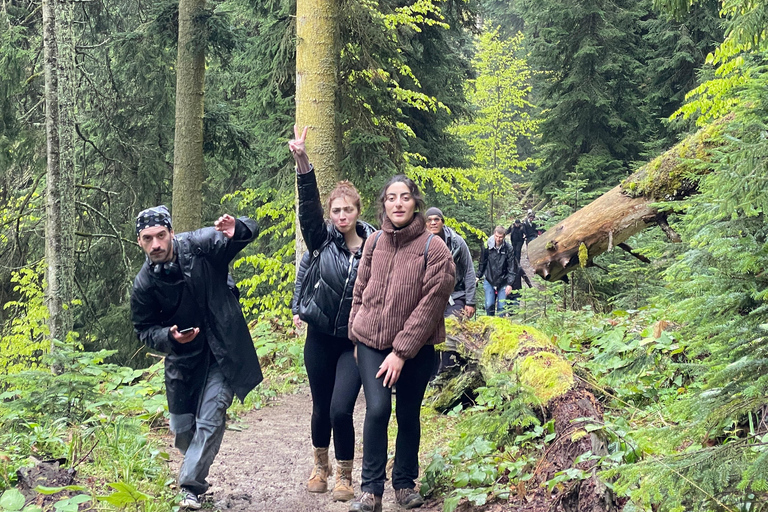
[527,116,732,282]
[434,317,622,512]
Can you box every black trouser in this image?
[303,326,362,460]
[512,242,523,267]
[357,343,434,495]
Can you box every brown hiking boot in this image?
[348,492,382,512]
[395,488,425,509]
[307,447,331,493]
[332,460,354,501]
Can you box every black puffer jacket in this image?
[297,169,376,338]
[131,218,262,415]
[292,251,311,315]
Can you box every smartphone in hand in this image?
[178,327,196,335]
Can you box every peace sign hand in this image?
[288,125,311,173]
[288,125,308,158]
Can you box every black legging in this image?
[357,343,434,495]
[303,326,362,460]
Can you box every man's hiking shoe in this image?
[348,492,382,512]
[179,490,201,510]
[395,488,424,509]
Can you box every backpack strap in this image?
[369,231,383,252]
[424,234,435,270]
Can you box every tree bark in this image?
[295,0,340,265]
[527,118,730,282]
[43,0,75,348]
[172,0,206,233]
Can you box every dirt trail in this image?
[168,388,442,511]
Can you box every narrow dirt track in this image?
[168,388,442,511]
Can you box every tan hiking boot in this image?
[307,447,331,493]
[332,460,354,501]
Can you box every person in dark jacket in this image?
[506,219,533,289]
[130,206,261,510]
[478,226,517,316]
[425,207,476,374]
[290,126,374,501]
[506,219,525,266]
[292,251,311,329]
[523,209,539,244]
[348,176,455,512]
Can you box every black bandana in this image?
[136,205,173,236]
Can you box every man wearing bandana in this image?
[130,206,262,510]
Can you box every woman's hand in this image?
[288,125,311,173]
[376,352,405,388]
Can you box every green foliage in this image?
[451,28,538,179]
[640,0,722,147]
[0,264,49,375]
[519,0,653,191]
[0,339,174,511]
[422,373,543,510]
[226,187,296,324]
[410,25,539,231]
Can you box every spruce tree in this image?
[640,0,723,149]
[518,0,652,192]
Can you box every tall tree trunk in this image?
[527,118,730,282]
[172,0,206,233]
[295,0,340,264]
[43,0,75,348]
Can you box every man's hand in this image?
[288,125,311,173]
[505,285,512,295]
[170,325,199,344]
[293,314,303,329]
[463,305,476,318]
[214,214,236,238]
[376,352,405,388]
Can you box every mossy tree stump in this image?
[432,317,621,512]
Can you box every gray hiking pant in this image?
[169,361,234,495]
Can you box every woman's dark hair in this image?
[377,174,426,225]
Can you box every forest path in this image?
[168,387,443,511]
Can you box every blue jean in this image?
[169,360,234,495]
[483,279,507,316]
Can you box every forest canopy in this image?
[1,0,768,510]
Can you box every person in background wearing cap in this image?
[425,207,476,375]
[130,206,261,510]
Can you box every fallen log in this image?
[527,116,732,282]
[430,317,622,512]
